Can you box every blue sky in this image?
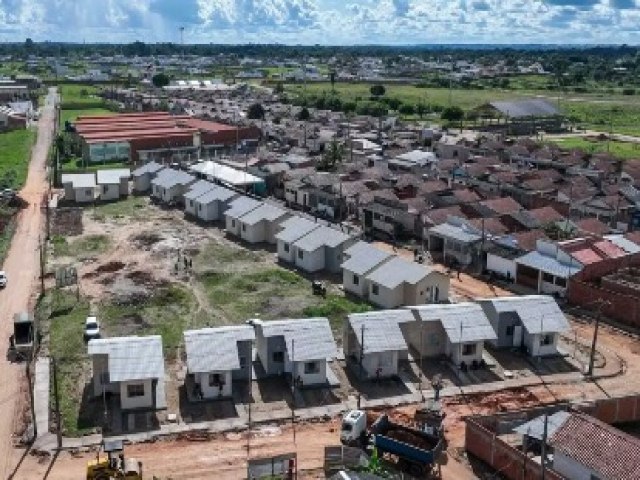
[0,0,638,44]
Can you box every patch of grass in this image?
[0,212,17,266]
[303,294,373,331]
[52,234,110,259]
[59,84,104,110]
[60,158,128,173]
[196,241,263,265]
[90,196,149,221]
[0,129,36,189]
[59,107,112,127]
[551,137,640,160]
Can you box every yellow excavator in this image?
[86,439,143,479]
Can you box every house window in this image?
[304,362,320,374]
[462,344,477,356]
[284,243,290,253]
[86,189,93,196]
[353,274,359,285]
[540,334,554,346]
[298,250,304,260]
[506,325,515,336]
[239,356,247,369]
[371,284,379,296]
[198,204,202,211]
[542,272,554,284]
[242,224,246,232]
[189,200,193,207]
[555,277,567,287]
[103,185,108,194]
[209,373,225,386]
[231,219,236,228]
[273,351,284,363]
[126,383,145,398]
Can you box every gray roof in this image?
[259,318,337,362]
[605,234,640,254]
[184,179,216,201]
[293,225,351,252]
[514,411,571,440]
[195,185,238,205]
[96,168,131,185]
[429,222,482,244]
[489,99,560,119]
[151,168,195,189]
[366,257,435,289]
[132,161,164,177]
[478,295,570,334]
[410,303,497,343]
[515,251,582,278]
[240,202,288,226]
[88,336,164,382]
[341,241,393,276]
[61,173,97,189]
[347,310,414,354]
[184,326,255,373]
[225,196,262,219]
[275,216,321,243]
[395,150,437,164]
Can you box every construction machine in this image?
[86,439,143,480]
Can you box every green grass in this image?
[60,158,127,173]
[0,129,36,189]
[52,234,110,259]
[59,107,112,127]
[303,295,373,331]
[90,196,149,221]
[0,213,17,266]
[551,137,640,160]
[59,84,104,109]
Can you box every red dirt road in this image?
[0,89,54,479]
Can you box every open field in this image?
[551,136,640,160]
[59,158,127,173]
[0,129,36,189]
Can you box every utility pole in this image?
[52,357,62,448]
[588,300,610,376]
[247,352,252,454]
[39,237,45,294]
[541,413,548,480]
[419,319,424,401]
[358,324,364,409]
[291,338,296,443]
[25,360,37,438]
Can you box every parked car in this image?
[0,271,7,288]
[84,316,101,341]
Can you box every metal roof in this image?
[96,169,131,185]
[275,216,321,243]
[410,303,497,343]
[194,185,237,205]
[190,160,264,187]
[61,173,96,189]
[88,335,164,382]
[429,222,482,244]
[151,168,195,189]
[347,310,414,354]
[184,326,255,373]
[515,251,582,278]
[184,179,216,201]
[605,234,640,254]
[341,241,393,276]
[293,225,351,252]
[132,161,164,176]
[489,99,560,119]
[240,202,287,226]
[478,295,570,334]
[366,257,435,289]
[225,196,262,219]
[259,318,337,362]
[513,411,571,440]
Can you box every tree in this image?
[247,103,266,120]
[416,103,427,119]
[330,70,337,92]
[152,73,170,88]
[274,82,285,94]
[441,106,465,122]
[370,84,386,98]
[297,107,311,121]
[343,101,357,113]
[399,104,415,116]
[385,97,402,111]
[318,139,344,171]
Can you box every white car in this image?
[0,271,7,288]
[84,316,101,341]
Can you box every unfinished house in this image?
[252,318,337,387]
[341,241,393,297]
[224,196,262,237]
[96,169,130,201]
[150,168,196,205]
[427,217,483,267]
[193,185,238,222]
[407,303,497,367]
[61,173,97,203]
[132,161,164,193]
[88,336,166,411]
[239,203,289,244]
[183,179,216,217]
[293,225,354,274]
[478,295,570,357]
[275,215,321,264]
[365,257,450,309]
[362,196,419,240]
[183,326,255,400]
[343,310,413,379]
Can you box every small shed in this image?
[239,203,290,244]
[96,168,130,201]
[293,225,354,274]
[341,241,393,298]
[183,180,216,217]
[275,215,322,264]
[132,161,164,193]
[61,173,97,203]
[224,196,262,237]
[193,185,239,222]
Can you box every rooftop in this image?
[341,241,393,276]
[429,221,482,244]
[132,161,164,176]
[366,256,436,289]
[184,179,217,201]
[184,326,255,373]
[151,168,195,189]
[61,173,96,189]
[88,335,164,382]
[190,161,264,187]
[478,295,570,334]
[347,310,414,354]
[258,318,337,362]
[293,225,351,252]
[240,203,288,226]
[488,99,560,119]
[96,169,131,185]
[275,216,321,244]
[410,303,498,343]
[225,196,262,218]
[515,251,582,278]
[195,185,237,204]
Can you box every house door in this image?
[513,326,523,348]
[364,210,373,229]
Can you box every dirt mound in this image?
[131,232,164,248]
[121,313,152,329]
[51,207,83,236]
[95,261,125,274]
[126,270,155,286]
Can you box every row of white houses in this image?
[88,295,570,411]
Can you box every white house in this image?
[224,196,262,237]
[343,310,414,379]
[61,173,97,203]
[293,225,354,274]
[150,169,196,205]
[252,318,337,387]
[407,303,497,367]
[239,203,289,244]
[88,336,166,411]
[183,180,216,217]
[365,257,450,309]
[275,215,321,264]
[478,295,570,357]
[341,241,393,298]
[132,161,164,193]
[96,168,130,201]
[193,185,239,222]
[183,326,255,400]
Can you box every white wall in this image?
[119,379,154,410]
[185,197,198,216]
[240,221,266,244]
[196,370,233,399]
[225,215,242,237]
[295,247,325,273]
[361,351,399,378]
[99,183,120,201]
[343,268,367,297]
[292,359,327,386]
[277,240,296,264]
[525,332,559,357]
[487,253,517,280]
[368,282,404,309]
[449,341,485,366]
[74,187,95,203]
[196,200,219,222]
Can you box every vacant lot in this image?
[0,129,36,189]
[551,136,640,160]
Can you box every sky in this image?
[0,0,638,45]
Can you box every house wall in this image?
[343,268,367,297]
[487,253,517,280]
[233,340,253,381]
[74,187,95,203]
[92,355,119,397]
[196,370,233,399]
[99,183,120,201]
[240,221,266,244]
[361,351,400,378]
[524,332,559,357]
[449,341,485,366]
[295,247,325,273]
[553,451,600,480]
[163,184,183,204]
[225,215,242,237]
[63,183,75,201]
[402,320,447,358]
[406,272,450,305]
[119,379,155,410]
[292,359,327,386]
[196,200,220,222]
[119,177,129,196]
[326,243,351,273]
[443,238,477,266]
[257,334,289,376]
[277,239,296,264]
[266,216,289,244]
[185,197,199,216]
[368,282,404,309]
[492,312,523,348]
